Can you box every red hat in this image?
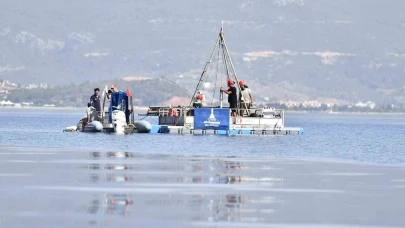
[196,94,203,100]
[239,80,245,86]
[227,79,234,86]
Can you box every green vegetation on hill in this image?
[7,77,191,107]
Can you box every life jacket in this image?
[168,108,178,116]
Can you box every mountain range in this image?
[1,0,405,105]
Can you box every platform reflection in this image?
[82,151,280,223]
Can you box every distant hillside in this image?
[1,0,405,105]
[7,77,191,107]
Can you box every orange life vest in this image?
[168,108,178,116]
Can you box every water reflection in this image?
[85,194,132,217]
[82,151,280,223]
[106,194,132,216]
[220,159,243,184]
[86,151,282,186]
[84,193,276,223]
[91,151,134,159]
[106,174,132,182]
[87,152,253,185]
[88,173,132,183]
[212,194,277,222]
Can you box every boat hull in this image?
[83,121,103,132]
[134,120,152,133]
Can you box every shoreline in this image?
[1,106,405,115]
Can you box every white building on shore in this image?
[0,100,14,106]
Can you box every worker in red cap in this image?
[193,93,204,108]
[238,80,253,116]
[221,79,238,117]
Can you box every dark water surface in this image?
[0,108,404,227]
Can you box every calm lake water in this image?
[0,108,404,227]
[1,108,404,165]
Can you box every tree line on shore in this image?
[6,77,190,107]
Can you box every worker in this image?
[90,88,101,119]
[81,102,96,132]
[193,93,204,108]
[107,84,119,100]
[238,80,253,116]
[221,79,237,117]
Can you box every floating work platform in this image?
[140,107,304,136]
[149,125,303,135]
[137,26,304,137]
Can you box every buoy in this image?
[63,126,77,132]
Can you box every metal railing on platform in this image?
[139,106,284,119]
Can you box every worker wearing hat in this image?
[193,93,204,108]
[221,79,238,117]
[238,80,253,116]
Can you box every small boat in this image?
[139,24,303,136]
[68,86,152,134]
